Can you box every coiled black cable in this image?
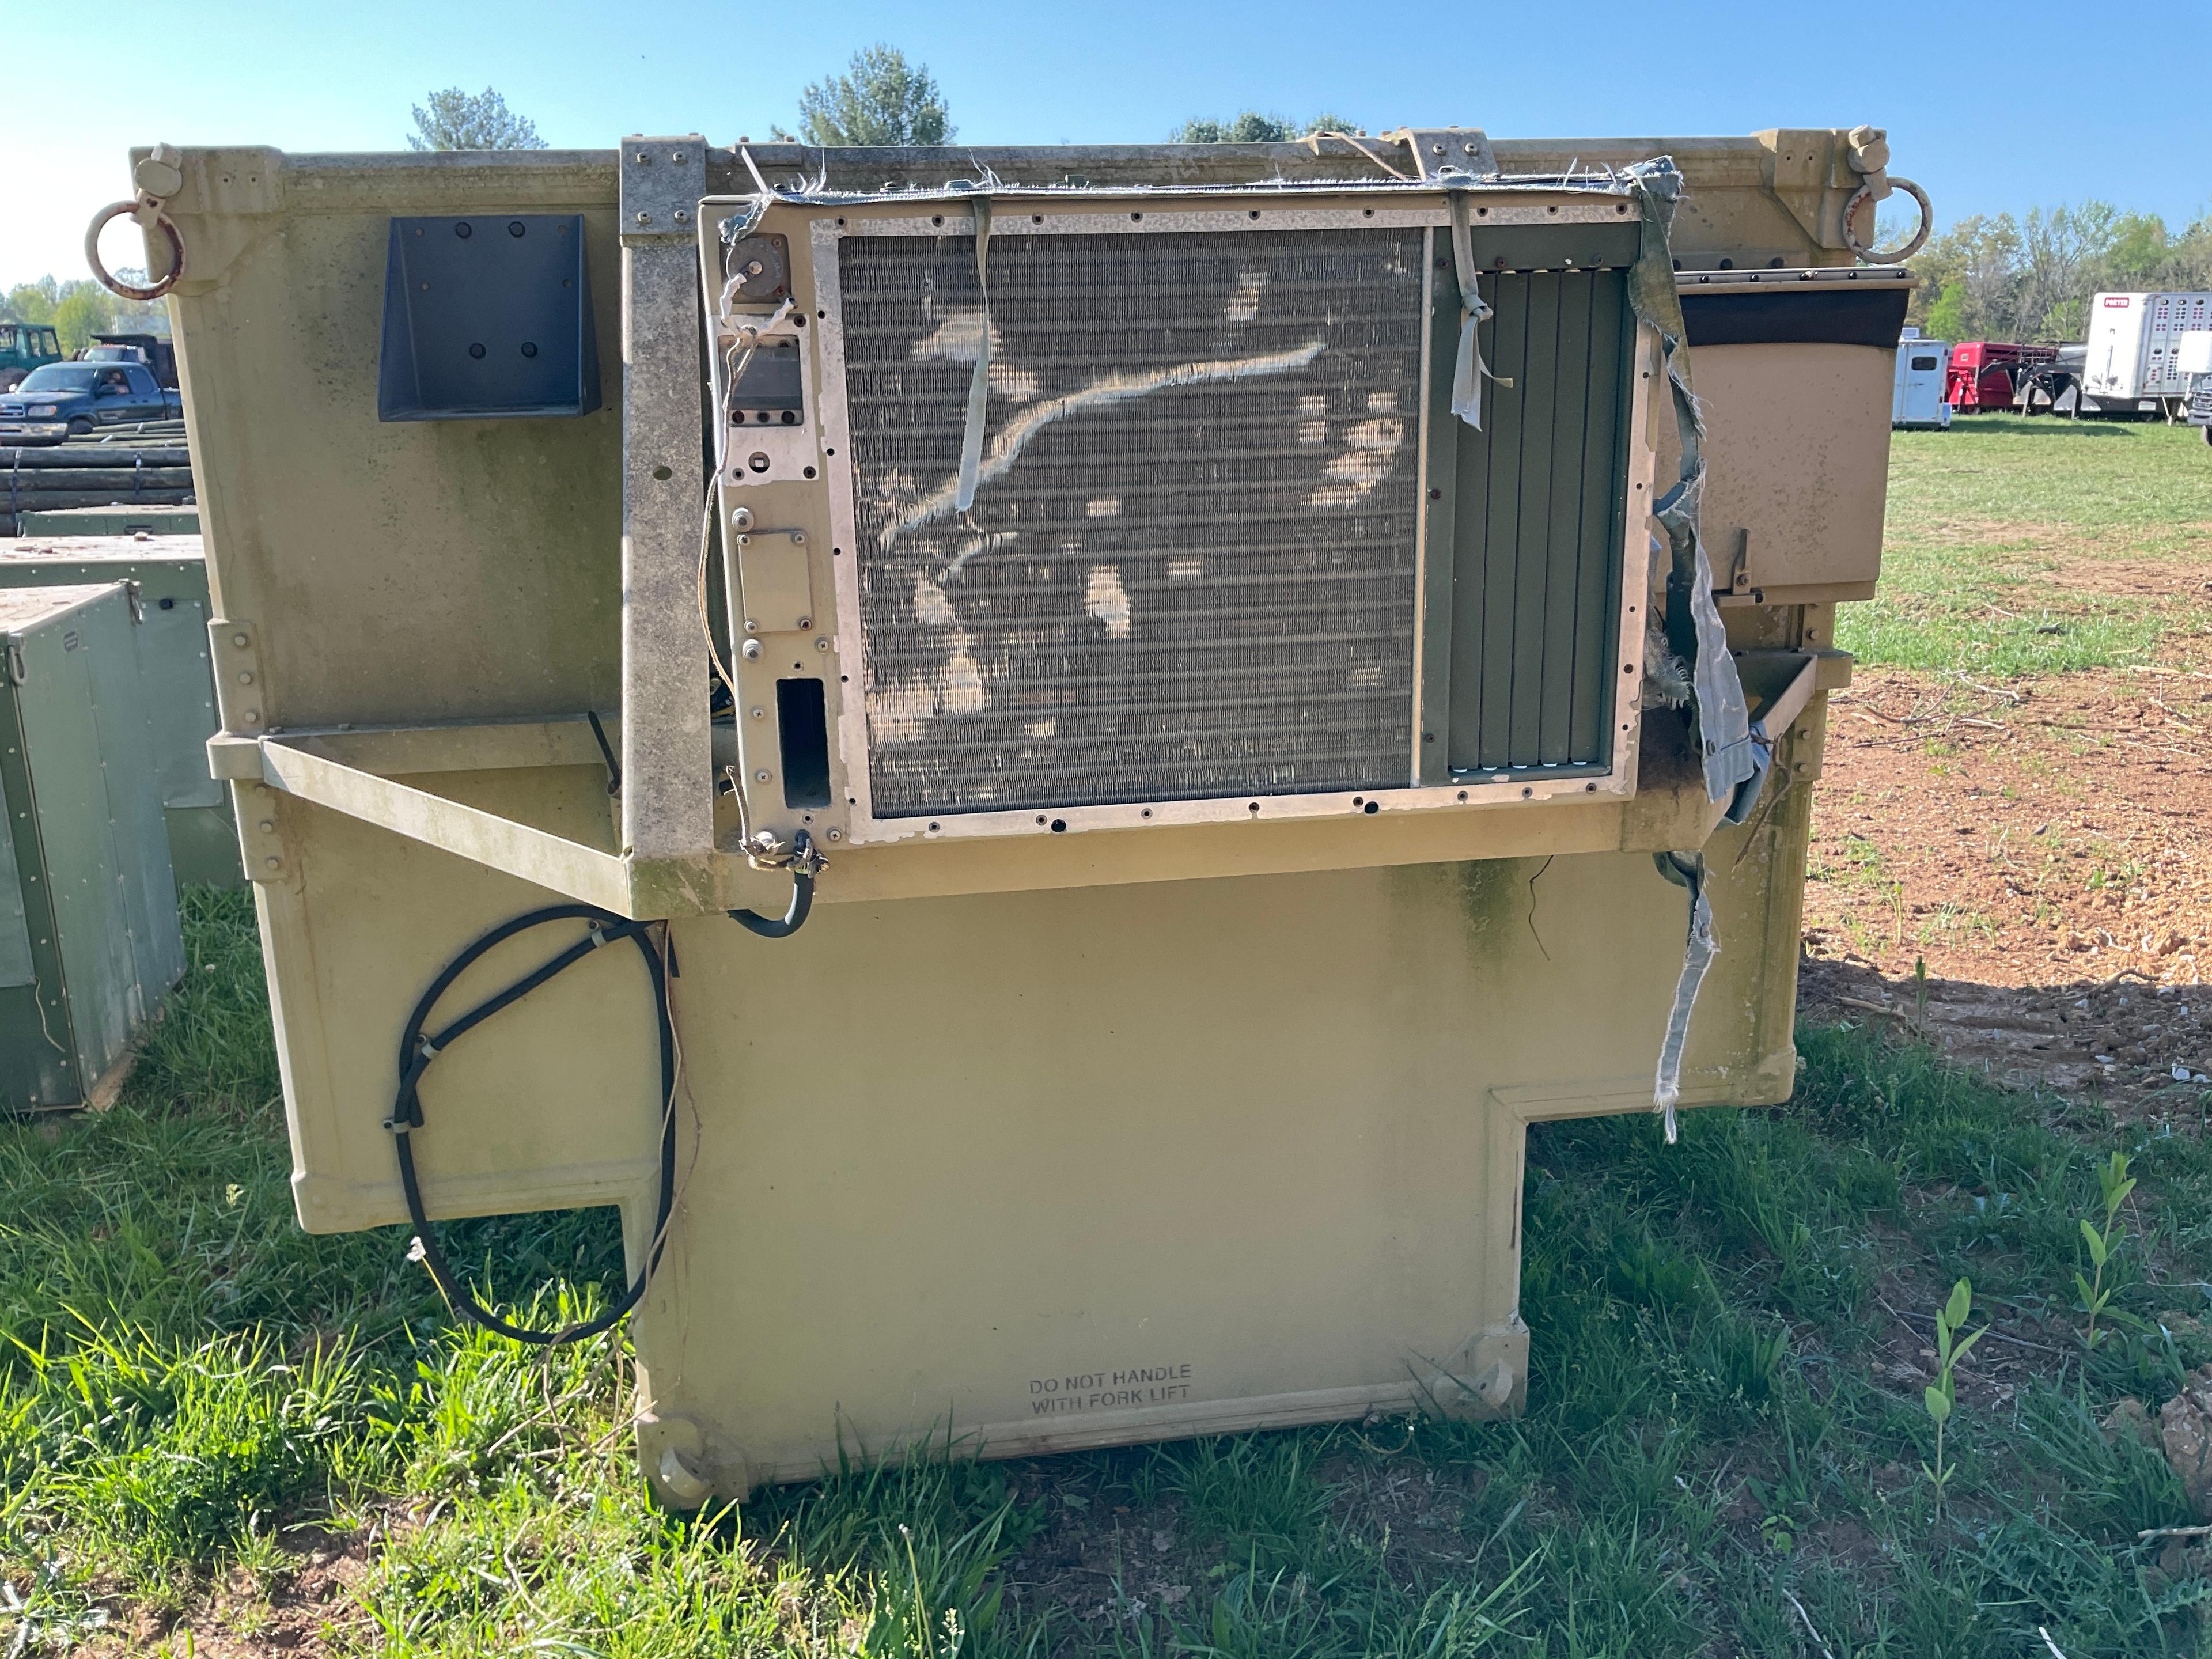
[387,904,676,1346]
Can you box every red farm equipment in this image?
[1945,342,2058,414]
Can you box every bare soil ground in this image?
[1802,616,2212,1112]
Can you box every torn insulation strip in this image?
[1444,184,1498,429]
[1620,158,1755,811]
[1650,851,1717,1144]
[953,193,994,513]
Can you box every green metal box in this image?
[0,538,240,887]
[0,584,185,1111]
[16,505,201,536]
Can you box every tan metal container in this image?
[138,125,1909,1502]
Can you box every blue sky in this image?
[7,0,2207,290]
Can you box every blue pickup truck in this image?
[0,361,182,445]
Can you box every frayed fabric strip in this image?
[1621,159,1755,810]
[953,194,994,513]
[1446,187,1494,430]
[1651,851,1717,1143]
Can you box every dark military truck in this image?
[0,322,63,392]
[0,361,181,445]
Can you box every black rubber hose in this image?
[388,904,676,1346]
[729,829,816,938]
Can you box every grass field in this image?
[8,423,2212,1656]
[1838,418,2212,677]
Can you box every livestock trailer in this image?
[2084,291,2212,417]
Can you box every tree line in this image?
[1908,203,2212,344]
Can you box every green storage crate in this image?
[0,539,240,887]
[16,504,200,536]
[0,584,185,1112]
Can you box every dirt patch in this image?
[1802,664,2212,1105]
[75,1525,374,1658]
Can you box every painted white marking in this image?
[1225,266,1268,324]
[886,341,1328,543]
[944,531,1018,577]
[1305,414,1408,510]
[912,573,957,627]
[1085,565,1133,639]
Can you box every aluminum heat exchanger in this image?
[707,191,1653,851]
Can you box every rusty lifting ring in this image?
[85,145,188,303]
[1843,175,1932,266]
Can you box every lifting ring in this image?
[1842,176,1931,265]
[84,200,187,302]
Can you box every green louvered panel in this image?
[1433,263,1633,778]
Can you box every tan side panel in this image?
[168,172,625,729]
[264,767,661,1234]
[629,834,1801,1488]
[1694,342,1893,596]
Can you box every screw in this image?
[825,827,842,842]
[740,639,763,660]
[754,770,771,783]
[635,211,651,224]
[634,151,650,163]
[675,209,690,222]
[795,615,812,629]
[743,619,759,634]
[749,706,764,719]
[671,149,688,162]
[790,531,805,544]
[730,506,753,530]
[814,637,828,652]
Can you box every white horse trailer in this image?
[1893,329,1952,429]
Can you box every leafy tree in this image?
[0,275,169,354]
[774,46,952,146]
[1173,111,1362,143]
[1905,199,2212,342]
[407,88,547,153]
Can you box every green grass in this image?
[1838,416,2212,676]
[13,895,2212,1655]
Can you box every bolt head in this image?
[635,211,651,224]
[258,819,274,832]
[237,671,253,685]
[740,639,764,661]
[232,631,249,647]
[264,856,281,870]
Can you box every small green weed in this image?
[2077,1150,2137,1356]
[1921,1278,1983,1512]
